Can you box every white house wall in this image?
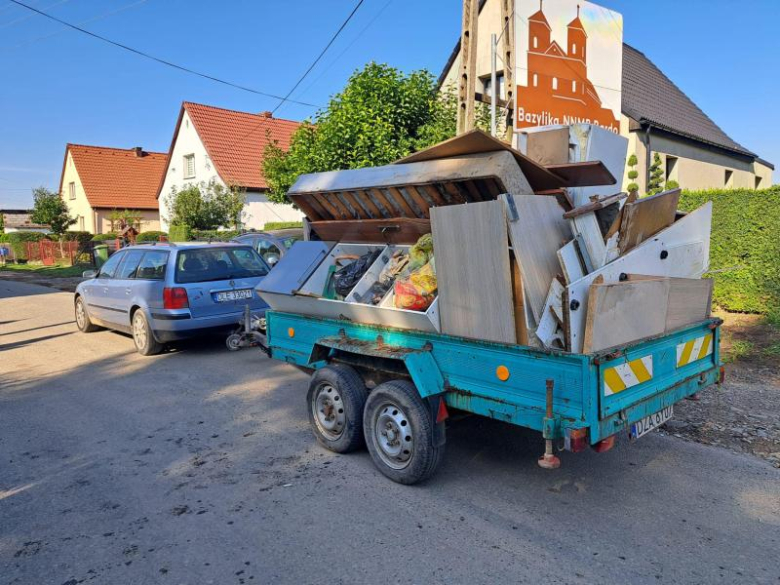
[159,109,303,232]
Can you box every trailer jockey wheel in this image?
[363,380,445,485]
[307,365,368,453]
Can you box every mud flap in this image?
[427,394,448,448]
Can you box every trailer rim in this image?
[372,401,414,470]
[311,382,347,440]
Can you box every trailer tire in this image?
[363,379,445,485]
[307,364,368,453]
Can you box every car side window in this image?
[233,248,269,275]
[256,238,282,263]
[116,251,144,279]
[136,251,168,280]
[98,252,124,279]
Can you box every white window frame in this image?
[183,154,195,179]
[572,43,577,55]
[68,181,76,200]
[552,77,558,90]
[533,36,538,49]
[533,73,538,87]
[572,80,578,92]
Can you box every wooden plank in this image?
[484,179,501,198]
[351,190,382,219]
[562,192,627,219]
[545,161,617,188]
[583,278,669,353]
[385,187,417,218]
[523,127,570,166]
[333,192,361,219]
[309,218,432,245]
[324,192,353,219]
[500,193,572,324]
[510,253,529,346]
[535,278,566,349]
[293,196,324,221]
[340,191,369,219]
[570,212,608,270]
[371,187,403,218]
[557,240,586,284]
[462,180,485,201]
[404,186,431,217]
[432,200,515,344]
[419,183,446,206]
[442,182,467,204]
[312,194,342,220]
[666,277,713,332]
[618,189,681,255]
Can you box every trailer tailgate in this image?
[596,320,721,419]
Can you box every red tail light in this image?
[592,436,616,453]
[564,428,589,452]
[163,287,189,309]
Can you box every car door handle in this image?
[125,287,132,294]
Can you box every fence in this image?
[25,240,80,265]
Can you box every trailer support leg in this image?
[538,379,561,469]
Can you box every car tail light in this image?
[592,436,616,453]
[163,287,189,309]
[564,428,589,453]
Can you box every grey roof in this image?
[437,5,761,160]
[622,44,754,158]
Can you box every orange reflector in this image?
[287,327,295,338]
[496,365,510,381]
[436,398,449,423]
[592,436,615,453]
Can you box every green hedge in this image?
[61,231,93,246]
[136,230,167,243]
[6,231,50,260]
[264,221,302,230]
[191,229,240,241]
[91,232,118,242]
[168,224,192,243]
[679,186,780,315]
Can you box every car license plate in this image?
[630,406,673,440]
[215,289,253,302]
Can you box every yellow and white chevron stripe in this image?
[676,333,714,367]
[603,356,654,396]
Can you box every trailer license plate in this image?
[630,406,673,440]
[216,289,252,302]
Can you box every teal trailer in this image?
[262,310,723,484]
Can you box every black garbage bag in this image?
[333,249,381,298]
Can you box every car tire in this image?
[131,309,163,356]
[307,364,368,453]
[363,379,445,485]
[74,296,99,332]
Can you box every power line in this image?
[0,0,69,29]
[1,0,150,53]
[7,0,321,108]
[221,0,366,153]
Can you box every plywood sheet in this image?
[523,127,570,166]
[431,200,515,344]
[618,189,681,254]
[510,254,529,346]
[501,193,572,323]
[583,279,669,353]
[557,240,586,284]
[666,277,714,332]
[310,218,431,244]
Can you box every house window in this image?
[724,169,734,187]
[552,77,558,90]
[572,80,577,92]
[533,73,538,87]
[68,182,76,200]
[572,43,577,55]
[666,156,678,182]
[184,154,195,179]
[482,73,506,100]
[533,36,538,49]
[755,176,763,190]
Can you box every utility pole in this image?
[457,0,479,135]
[500,0,514,142]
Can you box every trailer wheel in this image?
[307,364,368,453]
[363,380,445,485]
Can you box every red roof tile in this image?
[182,102,301,191]
[64,145,168,210]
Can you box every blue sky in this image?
[1,0,777,208]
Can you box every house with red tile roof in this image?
[156,101,304,231]
[59,144,168,234]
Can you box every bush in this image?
[264,221,303,231]
[6,231,49,260]
[168,224,192,243]
[91,232,118,242]
[60,231,93,247]
[191,229,240,241]
[679,186,780,315]
[0,233,9,243]
[136,231,167,243]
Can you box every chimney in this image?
[259,111,273,118]
[133,146,145,158]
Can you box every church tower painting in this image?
[516,1,621,133]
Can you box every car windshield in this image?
[281,236,301,249]
[175,247,269,284]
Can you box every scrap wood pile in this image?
[259,127,713,355]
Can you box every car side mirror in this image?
[82,270,98,279]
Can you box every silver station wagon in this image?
[74,243,270,355]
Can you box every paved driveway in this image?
[1,279,779,585]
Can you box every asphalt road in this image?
[1,278,779,585]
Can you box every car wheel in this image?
[307,364,368,453]
[226,333,243,351]
[132,310,162,356]
[363,379,445,485]
[74,296,99,332]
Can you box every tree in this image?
[625,153,639,194]
[647,152,665,195]
[262,62,491,204]
[30,186,75,236]
[108,208,143,232]
[165,180,244,230]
